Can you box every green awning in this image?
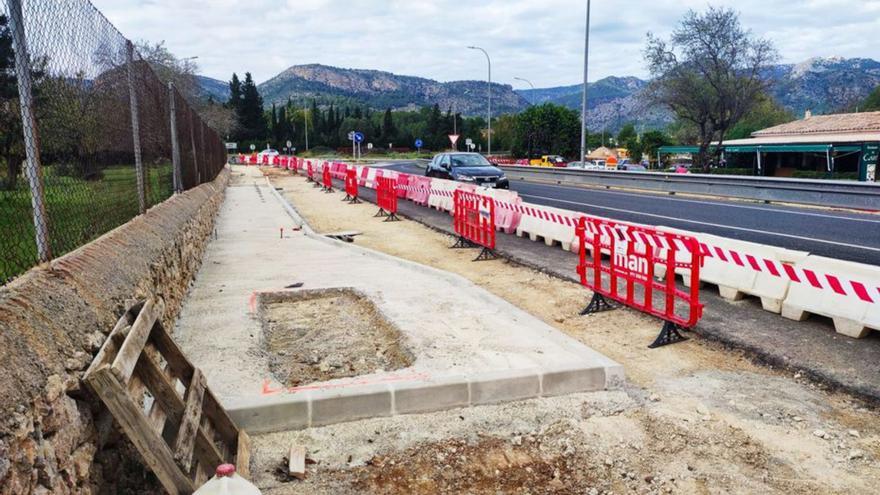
[724,144,862,153]
[658,146,718,154]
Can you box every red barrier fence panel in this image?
[375,176,400,222]
[322,163,333,192]
[452,189,497,261]
[306,161,315,183]
[576,216,703,348]
[344,169,360,203]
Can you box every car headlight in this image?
[458,175,475,182]
[498,175,507,181]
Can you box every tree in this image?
[236,72,267,142]
[644,6,777,170]
[381,108,395,142]
[726,93,793,140]
[136,40,199,102]
[861,86,880,112]
[640,130,673,167]
[512,103,580,158]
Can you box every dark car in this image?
[425,152,510,189]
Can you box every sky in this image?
[91,0,880,89]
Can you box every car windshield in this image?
[450,154,491,168]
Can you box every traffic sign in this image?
[347,131,355,140]
[286,140,292,148]
[354,131,365,143]
[225,142,237,150]
[415,139,423,149]
[448,134,460,146]
[249,144,256,151]
[466,138,473,146]
[367,143,373,150]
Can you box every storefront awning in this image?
[724,144,862,153]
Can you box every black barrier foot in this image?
[383,212,401,222]
[324,187,333,193]
[579,293,615,316]
[342,194,352,201]
[349,197,361,204]
[374,208,388,218]
[451,236,474,249]
[472,247,497,261]
[648,321,689,349]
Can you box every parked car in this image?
[256,148,279,162]
[566,161,588,169]
[619,163,647,172]
[529,155,567,167]
[425,152,510,189]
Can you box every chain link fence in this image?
[1,0,226,284]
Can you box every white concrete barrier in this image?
[516,203,582,252]
[781,256,880,338]
[477,187,522,234]
[427,178,460,214]
[654,228,809,314]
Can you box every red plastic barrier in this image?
[344,168,360,203]
[375,176,400,221]
[406,176,432,205]
[322,163,333,191]
[395,173,410,198]
[306,161,314,182]
[576,216,703,347]
[453,189,496,260]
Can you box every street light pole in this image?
[580,0,591,166]
[468,46,491,157]
[514,77,535,89]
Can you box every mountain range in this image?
[198,57,880,133]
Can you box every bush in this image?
[708,167,754,176]
[790,170,860,181]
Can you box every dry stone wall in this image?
[0,169,229,494]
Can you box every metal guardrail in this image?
[498,166,880,210]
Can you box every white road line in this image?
[520,182,880,224]
[521,193,880,253]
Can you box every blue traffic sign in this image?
[415,139,423,148]
[354,131,365,143]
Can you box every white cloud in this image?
[91,0,880,88]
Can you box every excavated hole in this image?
[258,288,414,387]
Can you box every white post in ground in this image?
[125,40,146,213]
[169,81,182,193]
[7,0,51,262]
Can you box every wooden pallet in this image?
[84,298,251,495]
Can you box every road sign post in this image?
[415,139,423,154]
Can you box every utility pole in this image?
[580,0,591,166]
[468,46,491,156]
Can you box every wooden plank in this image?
[137,350,224,469]
[149,318,195,382]
[112,298,164,384]
[236,430,252,480]
[85,366,194,495]
[173,368,207,472]
[288,444,306,480]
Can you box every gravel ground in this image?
[259,289,414,387]
[249,169,880,494]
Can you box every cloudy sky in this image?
[92,0,880,88]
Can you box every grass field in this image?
[0,163,173,283]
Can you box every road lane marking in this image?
[517,182,880,224]
[520,193,880,253]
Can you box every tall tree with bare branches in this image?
[644,6,777,170]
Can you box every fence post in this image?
[125,40,146,213]
[7,0,51,263]
[168,81,182,193]
[189,110,200,184]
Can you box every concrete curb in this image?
[226,365,622,434]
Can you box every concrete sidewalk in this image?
[173,166,622,432]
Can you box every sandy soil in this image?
[259,289,414,387]
[250,168,880,494]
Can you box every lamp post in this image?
[513,77,535,89]
[467,45,491,157]
[580,0,591,166]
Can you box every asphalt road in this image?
[381,160,880,266]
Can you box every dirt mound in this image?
[259,289,413,386]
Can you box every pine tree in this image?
[382,108,395,142]
[238,72,267,142]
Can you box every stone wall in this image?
[0,169,229,494]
